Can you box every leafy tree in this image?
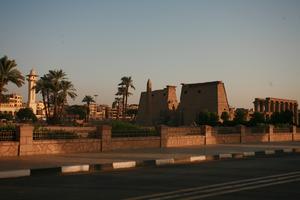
[270,110,293,125]
[16,108,37,122]
[249,112,265,126]
[0,113,13,121]
[65,105,87,120]
[233,109,247,125]
[0,56,25,102]
[82,95,95,122]
[221,111,230,122]
[197,111,219,126]
[118,76,135,118]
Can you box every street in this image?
[0,155,300,200]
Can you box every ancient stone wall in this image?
[136,86,178,125]
[178,81,230,125]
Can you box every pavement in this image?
[0,141,300,179]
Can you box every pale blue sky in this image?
[1,0,299,108]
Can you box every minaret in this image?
[146,79,152,125]
[27,69,38,114]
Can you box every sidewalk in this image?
[1,142,299,171]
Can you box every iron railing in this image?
[212,127,240,134]
[0,130,17,141]
[112,129,159,137]
[246,127,267,134]
[273,127,291,133]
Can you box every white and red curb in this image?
[1,148,299,179]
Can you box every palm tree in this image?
[82,95,95,122]
[118,76,135,118]
[0,56,25,102]
[113,97,123,120]
[35,76,49,120]
[35,69,76,123]
[47,70,66,120]
[115,86,125,115]
[57,80,77,119]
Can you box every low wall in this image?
[294,133,300,141]
[165,135,205,147]
[32,139,101,155]
[206,134,241,145]
[111,137,160,150]
[0,141,19,157]
[270,133,293,142]
[241,133,269,143]
[165,127,202,136]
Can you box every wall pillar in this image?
[267,124,274,142]
[202,125,213,145]
[17,124,33,156]
[292,125,296,141]
[160,125,169,148]
[99,125,112,152]
[238,125,246,143]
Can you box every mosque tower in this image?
[27,69,38,114]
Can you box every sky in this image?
[0,0,299,109]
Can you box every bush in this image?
[16,108,37,123]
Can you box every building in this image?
[136,79,178,125]
[0,94,24,116]
[89,103,106,120]
[253,97,298,125]
[178,81,230,125]
[136,80,230,126]
[27,69,38,114]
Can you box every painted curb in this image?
[61,165,89,173]
[0,169,30,179]
[1,148,299,179]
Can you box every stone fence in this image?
[0,124,300,157]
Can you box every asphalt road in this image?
[0,155,300,200]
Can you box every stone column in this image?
[254,99,259,112]
[294,104,298,126]
[267,124,274,142]
[17,124,34,156]
[160,125,169,148]
[265,100,270,112]
[260,101,265,112]
[280,102,284,112]
[99,125,112,152]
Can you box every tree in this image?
[113,97,123,119]
[221,111,230,123]
[118,76,135,118]
[65,105,87,120]
[82,95,95,122]
[249,112,265,126]
[197,111,219,126]
[0,56,25,102]
[16,108,37,122]
[234,109,247,125]
[57,80,77,119]
[35,70,76,124]
[270,111,293,125]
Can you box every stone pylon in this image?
[146,79,152,125]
